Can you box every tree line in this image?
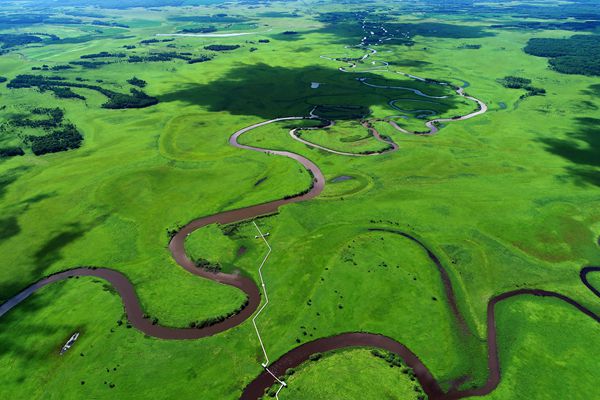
[8,74,158,109]
[524,35,600,76]
[498,76,546,98]
[1,107,84,157]
[26,124,83,155]
[204,44,240,51]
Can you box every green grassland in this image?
[261,349,425,400]
[0,0,599,399]
[296,120,392,154]
[488,296,600,399]
[588,271,600,294]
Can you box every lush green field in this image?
[260,348,425,399]
[296,120,393,154]
[488,296,600,399]
[0,0,599,399]
[588,271,600,294]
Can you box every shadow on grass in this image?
[20,192,56,207]
[0,279,92,363]
[540,117,600,186]
[0,166,30,201]
[0,223,95,304]
[263,17,495,48]
[582,84,600,97]
[0,216,20,241]
[33,226,88,266]
[316,11,495,40]
[158,63,465,120]
[271,32,305,42]
[385,22,494,39]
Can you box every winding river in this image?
[289,120,398,156]
[1,37,598,400]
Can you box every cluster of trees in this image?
[12,107,64,128]
[370,349,424,398]
[178,26,217,33]
[317,11,369,24]
[220,223,239,237]
[8,74,158,109]
[498,76,546,98]
[500,2,600,21]
[81,51,126,59]
[69,60,108,69]
[371,349,406,368]
[29,32,59,40]
[33,64,74,71]
[64,10,106,18]
[193,257,221,272]
[91,20,129,28]
[0,107,81,157]
[498,76,532,89]
[189,297,249,329]
[165,224,184,239]
[550,56,600,76]
[50,65,73,71]
[0,77,7,83]
[127,52,195,63]
[0,33,43,49]
[0,14,60,25]
[283,185,313,200]
[258,11,300,18]
[524,35,600,76]
[336,56,362,62]
[127,77,147,87]
[188,54,214,64]
[0,13,92,26]
[458,44,481,49]
[103,88,158,109]
[204,44,240,51]
[0,147,24,157]
[71,50,214,68]
[45,87,86,100]
[25,123,83,155]
[169,14,245,23]
[491,20,600,32]
[8,74,66,88]
[29,43,219,71]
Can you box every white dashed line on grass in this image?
[252,221,287,398]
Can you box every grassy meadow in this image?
[260,348,425,399]
[0,0,599,399]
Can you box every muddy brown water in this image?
[241,332,446,400]
[369,228,470,333]
[241,288,600,400]
[581,266,600,299]
[289,120,399,157]
[0,117,326,339]
[1,113,598,400]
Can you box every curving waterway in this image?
[289,120,398,156]
[0,40,597,400]
[240,210,600,400]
